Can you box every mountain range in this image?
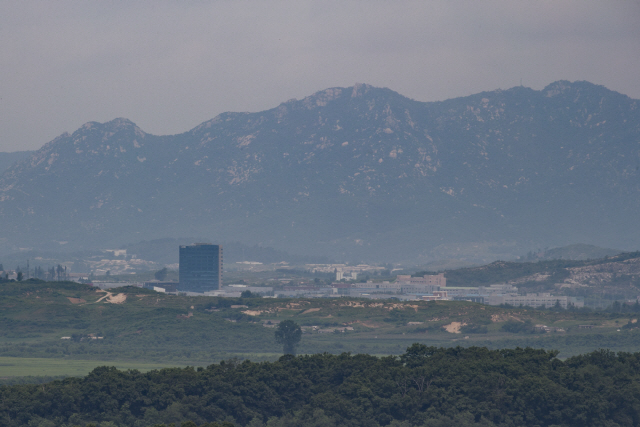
[1,81,639,263]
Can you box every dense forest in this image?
[2,345,640,427]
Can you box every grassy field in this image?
[0,356,185,378]
[1,279,640,372]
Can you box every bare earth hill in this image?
[1,81,639,262]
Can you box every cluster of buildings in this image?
[262,274,449,301]
[130,243,586,310]
[325,274,448,301]
[485,293,584,309]
[306,263,386,276]
[280,280,583,310]
[303,263,389,281]
[444,284,584,309]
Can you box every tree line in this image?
[2,345,640,426]
[0,263,69,281]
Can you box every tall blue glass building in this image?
[179,243,223,292]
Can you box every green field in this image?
[0,356,184,378]
[1,279,640,378]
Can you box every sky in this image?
[1,1,639,152]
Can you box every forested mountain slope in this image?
[1,81,639,262]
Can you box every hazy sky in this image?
[1,1,639,152]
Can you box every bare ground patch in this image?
[107,293,127,304]
[340,301,365,308]
[356,320,381,328]
[443,322,466,333]
[242,310,263,316]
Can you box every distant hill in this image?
[441,251,640,299]
[0,151,32,174]
[524,243,623,261]
[1,81,639,262]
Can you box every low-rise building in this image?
[485,293,584,309]
[353,281,400,292]
[477,284,518,295]
[143,281,178,293]
[331,283,352,296]
[396,273,446,287]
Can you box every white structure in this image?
[336,270,358,281]
[308,264,385,274]
[485,293,584,309]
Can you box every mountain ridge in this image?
[1,80,639,262]
[0,151,33,176]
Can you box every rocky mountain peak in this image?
[0,81,638,262]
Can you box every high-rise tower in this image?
[179,243,223,292]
